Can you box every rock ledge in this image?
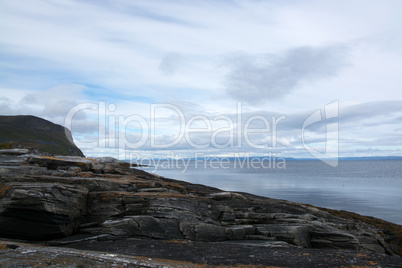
[1,150,401,266]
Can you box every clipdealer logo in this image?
[64,101,339,167]
[302,100,339,167]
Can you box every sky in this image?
[1,0,401,161]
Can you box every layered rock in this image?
[0,149,401,258]
[0,183,88,240]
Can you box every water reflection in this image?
[139,160,402,224]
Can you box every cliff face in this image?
[0,115,84,157]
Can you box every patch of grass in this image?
[0,115,84,156]
[0,142,15,149]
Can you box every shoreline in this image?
[1,150,402,266]
[135,158,402,226]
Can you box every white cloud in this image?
[158,52,184,75]
[1,0,402,158]
[0,84,89,125]
[223,45,350,104]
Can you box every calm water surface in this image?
[139,160,402,225]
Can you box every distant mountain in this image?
[283,156,402,161]
[337,156,402,160]
[145,155,402,161]
[0,115,84,156]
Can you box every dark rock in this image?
[129,215,178,239]
[125,203,145,214]
[2,238,402,268]
[179,222,196,240]
[0,182,88,240]
[86,192,127,222]
[195,223,226,242]
[0,151,401,259]
[310,231,360,250]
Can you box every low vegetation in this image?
[0,115,84,156]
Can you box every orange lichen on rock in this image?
[0,185,11,197]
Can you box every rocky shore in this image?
[1,149,402,267]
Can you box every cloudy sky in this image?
[1,0,401,160]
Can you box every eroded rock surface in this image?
[2,239,402,268]
[1,149,401,261]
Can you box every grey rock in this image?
[86,192,126,222]
[102,163,115,173]
[57,166,82,173]
[310,231,360,250]
[28,155,93,171]
[126,216,182,239]
[0,152,399,257]
[92,157,120,163]
[208,191,248,201]
[0,149,30,155]
[101,218,140,236]
[180,222,196,240]
[222,240,292,248]
[226,225,255,240]
[0,182,88,240]
[195,223,226,242]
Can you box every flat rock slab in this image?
[61,237,402,267]
[0,149,29,155]
[28,155,93,171]
[0,240,196,268]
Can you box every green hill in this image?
[0,115,84,157]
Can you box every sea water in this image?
[138,160,402,225]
